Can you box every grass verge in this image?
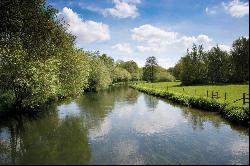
[130,83,249,126]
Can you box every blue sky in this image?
[47,0,249,68]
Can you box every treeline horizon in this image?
[168,37,249,85]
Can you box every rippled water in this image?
[0,86,249,165]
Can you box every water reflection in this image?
[0,110,91,165]
[0,85,249,165]
[144,95,159,111]
[133,97,180,135]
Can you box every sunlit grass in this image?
[136,82,249,107]
[131,82,249,125]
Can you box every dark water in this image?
[0,86,249,165]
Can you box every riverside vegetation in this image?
[130,82,249,125]
[0,0,139,110]
[0,0,174,111]
[0,0,249,126]
[131,37,249,126]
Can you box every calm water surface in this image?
[0,86,249,165]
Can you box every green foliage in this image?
[206,45,232,83]
[1,0,136,109]
[0,37,60,108]
[117,60,142,81]
[87,56,112,91]
[143,56,159,82]
[58,49,90,97]
[178,44,207,85]
[0,1,61,108]
[231,37,249,82]
[171,37,249,85]
[156,66,176,82]
[167,63,181,80]
[131,68,143,81]
[113,67,131,83]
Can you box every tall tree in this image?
[117,60,141,81]
[143,56,159,82]
[179,44,207,85]
[231,37,249,82]
[206,45,232,83]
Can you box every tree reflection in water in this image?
[0,85,140,165]
[0,110,91,165]
[144,94,159,111]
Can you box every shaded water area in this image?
[0,86,249,165]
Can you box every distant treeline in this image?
[168,37,249,85]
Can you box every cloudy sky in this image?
[47,0,249,68]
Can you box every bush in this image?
[156,71,176,82]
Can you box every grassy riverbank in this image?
[130,82,249,126]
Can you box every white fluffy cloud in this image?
[89,118,111,141]
[58,7,110,44]
[223,0,249,17]
[205,0,249,18]
[104,0,140,18]
[112,43,133,54]
[131,24,177,44]
[131,24,212,54]
[136,45,162,53]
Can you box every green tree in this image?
[58,49,90,97]
[99,54,115,76]
[117,60,141,81]
[87,55,112,91]
[0,0,91,108]
[179,44,207,85]
[113,67,131,83]
[231,37,249,82]
[143,56,159,82]
[206,45,232,83]
[167,63,182,80]
[156,66,176,82]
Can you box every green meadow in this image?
[131,82,249,125]
[137,82,249,107]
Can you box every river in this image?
[0,86,249,165]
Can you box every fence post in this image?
[216,92,219,99]
[243,93,245,104]
[207,90,208,97]
[195,89,196,95]
[212,91,214,99]
[167,86,168,91]
[225,92,227,100]
[183,88,184,92]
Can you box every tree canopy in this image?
[170,37,249,85]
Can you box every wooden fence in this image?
[159,86,248,105]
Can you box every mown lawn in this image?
[136,82,249,107]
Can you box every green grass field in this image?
[131,82,249,125]
[135,82,249,107]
